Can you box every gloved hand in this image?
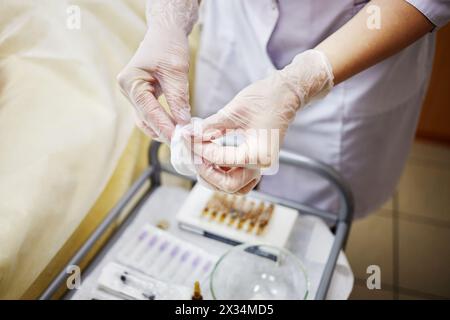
[171,118,262,194]
[117,0,199,143]
[192,49,334,193]
[196,165,262,195]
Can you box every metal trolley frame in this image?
[40,141,354,300]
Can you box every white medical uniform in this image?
[194,0,450,218]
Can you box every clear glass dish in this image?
[210,243,309,300]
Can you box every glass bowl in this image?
[210,243,309,300]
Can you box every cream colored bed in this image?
[0,0,198,299]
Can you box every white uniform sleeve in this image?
[406,0,450,28]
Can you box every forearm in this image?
[315,0,434,84]
[146,0,199,35]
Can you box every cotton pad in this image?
[170,123,197,176]
[170,118,279,178]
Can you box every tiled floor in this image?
[348,140,450,300]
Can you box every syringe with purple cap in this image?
[153,245,181,278]
[174,254,202,285]
[188,258,214,285]
[164,249,191,281]
[141,239,170,270]
[133,233,159,264]
[120,228,149,261]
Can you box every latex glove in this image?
[117,0,199,143]
[171,119,261,194]
[193,49,334,192]
[196,165,261,195]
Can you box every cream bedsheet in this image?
[0,0,147,298]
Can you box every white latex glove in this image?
[171,119,261,194]
[117,0,199,143]
[192,49,334,193]
[196,165,262,195]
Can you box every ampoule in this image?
[237,201,255,229]
[208,193,219,219]
[213,193,226,221]
[228,196,245,226]
[257,203,275,235]
[202,193,218,217]
[191,281,203,300]
[219,195,234,223]
[210,193,225,220]
[247,202,265,233]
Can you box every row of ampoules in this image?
[201,193,274,235]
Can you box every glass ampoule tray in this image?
[176,184,298,248]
